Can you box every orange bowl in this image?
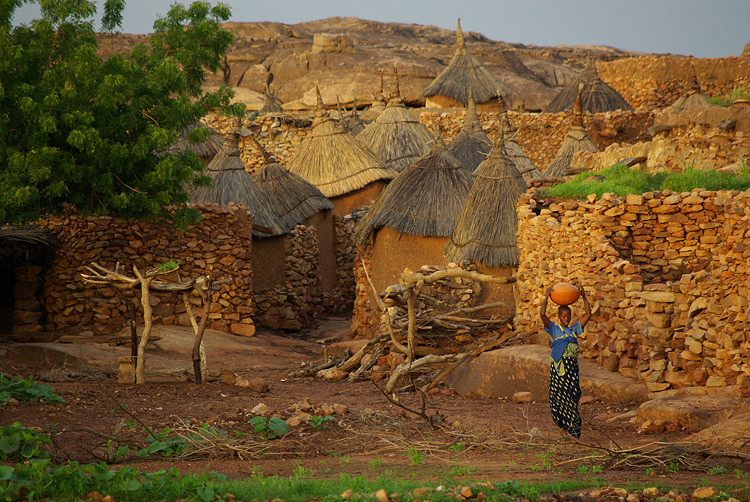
[550,282,580,306]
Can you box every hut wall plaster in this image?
[371,228,450,293]
[475,263,517,318]
[515,188,750,396]
[250,237,286,290]
[331,181,389,216]
[41,204,255,338]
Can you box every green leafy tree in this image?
[0,0,244,227]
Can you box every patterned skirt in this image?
[548,356,582,438]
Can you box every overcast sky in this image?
[12,0,749,58]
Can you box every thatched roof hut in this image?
[357,67,435,173]
[666,69,713,112]
[445,130,527,268]
[252,155,334,231]
[355,137,474,244]
[250,139,339,297]
[496,98,543,180]
[447,90,492,172]
[285,87,397,213]
[190,127,288,238]
[353,137,475,303]
[422,19,511,111]
[545,84,599,178]
[544,58,633,113]
[165,121,225,163]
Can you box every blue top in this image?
[545,321,582,362]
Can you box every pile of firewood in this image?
[292,266,526,396]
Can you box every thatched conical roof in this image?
[544,58,633,113]
[286,87,397,198]
[445,130,527,267]
[354,136,474,244]
[249,136,334,229]
[357,67,435,173]
[422,19,511,105]
[165,121,225,161]
[666,68,712,112]
[495,98,543,179]
[545,85,599,178]
[190,129,289,237]
[447,90,492,172]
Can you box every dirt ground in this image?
[1,316,748,496]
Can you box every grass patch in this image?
[708,85,750,107]
[2,460,746,501]
[543,163,750,199]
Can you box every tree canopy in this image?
[0,0,244,227]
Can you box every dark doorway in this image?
[0,267,15,336]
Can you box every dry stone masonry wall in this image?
[515,188,750,396]
[599,56,750,111]
[332,214,358,311]
[253,225,323,331]
[42,204,255,338]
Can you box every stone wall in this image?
[253,225,324,331]
[332,214,358,312]
[419,110,654,171]
[515,188,750,396]
[572,106,750,174]
[42,204,255,338]
[599,56,750,111]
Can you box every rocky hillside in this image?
[101,17,645,112]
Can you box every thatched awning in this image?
[354,138,474,244]
[254,161,334,230]
[190,133,289,238]
[447,91,492,172]
[358,67,435,173]
[445,133,527,268]
[165,121,225,161]
[422,19,511,105]
[286,88,397,198]
[0,226,55,264]
[544,59,632,113]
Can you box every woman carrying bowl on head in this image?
[540,282,591,439]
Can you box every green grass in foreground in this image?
[0,461,606,502]
[543,163,750,199]
[2,459,746,501]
